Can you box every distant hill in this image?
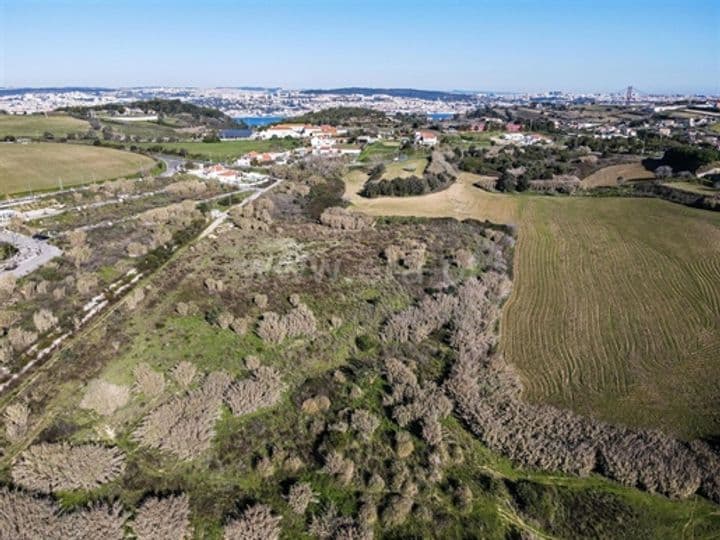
[301,87,475,101]
[59,99,240,129]
[291,106,389,126]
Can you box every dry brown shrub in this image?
[323,451,355,486]
[175,301,197,316]
[329,315,343,329]
[283,304,317,337]
[223,504,281,540]
[127,241,148,258]
[0,274,16,298]
[395,432,414,459]
[132,494,191,540]
[7,327,37,352]
[67,230,91,268]
[52,286,66,300]
[256,312,285,343]
[76,273,98,296]
[256,304,317,344]
[164,179,207,197]
[382,496,414,527]
[253,293,268,309]
[217,311,234,330]
[59,501,128,540]
[382,293,456,344]
[0,339,12,365]
[319,207,373,231]
[171,361,197,389]
[225,366,285,417]
[19,281,37,300]
[230,317,248,335]
[454,248,476,269]
[0,487,59,539]
[133,362,166,397]
[79,379,130,416]
[134,373,229,460]
[123,287,145,312]
[204,278,225,293]
[32,309,58,334]
[308,503,370,540]
[244,355,261,370]
[383,244,402,265]
[139,201,199,228]
[287,482,317,515]
[229,201,274,232]
[301,395,330,415]
[11,443,125,493]
[151,228,172,248]
[350,409,380,441]
[4,402,30,442]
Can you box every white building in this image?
[414,130,438,146]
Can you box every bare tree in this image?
[131,494,191,540]
[223,504,281,540]
[79,379,130,416]
[12,443,125,493]
[4,402,30,442]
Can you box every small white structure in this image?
[258,124,306,139]
[414,130,438,146]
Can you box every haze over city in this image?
[2,0,719,94]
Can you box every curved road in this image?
[0,230,62,278]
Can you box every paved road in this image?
[0,230,62,278]
[157,155,185,177]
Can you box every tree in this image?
[497,171,517,193]
[655,165,673,180]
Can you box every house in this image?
[414,130,438,146]
[506,122,523,133]
[258,123,305,139]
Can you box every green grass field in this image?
[347,178,720,440]
[99,119,181,140]
[663,181,719,195]
[442,130,502,148]
[381,157,428,179]
[138,138,303,160]
[503,197,720,440]
[0,142,158,195]
[358,141,401,161]
[0,114,90,138]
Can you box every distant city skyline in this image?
[1,0,718,94]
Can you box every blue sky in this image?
[1,0,718,93]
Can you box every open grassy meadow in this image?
[0,142,157,194]
[581,161,655,187]
[138,138,302,160]
[358,141,401,162]
[381,157,428,179]
[347,172,720,440]
[0,114,90,139]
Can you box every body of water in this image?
[220,117,284,139]
[427,112,454,121]
[236,116,284,127]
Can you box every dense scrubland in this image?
[346,170,720,441]
[0,158,718,538]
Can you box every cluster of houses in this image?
[501,132,551,146]
[254,122,364,158]
[189,164,267,186]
